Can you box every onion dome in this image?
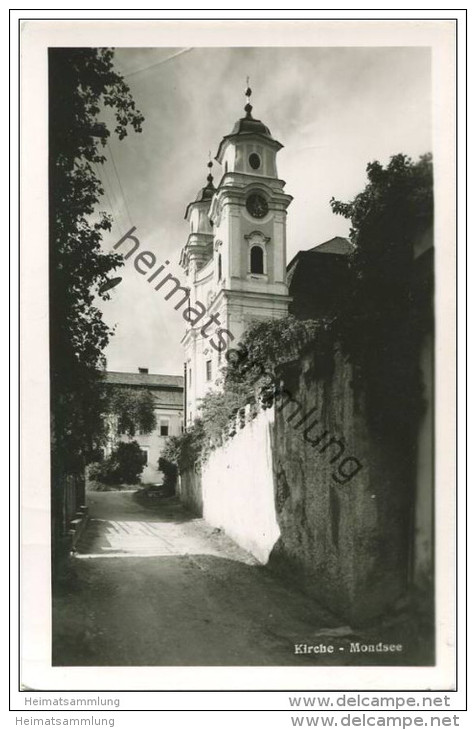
[230,83,273,138]
[185,159,216,219]
[194,159,216,202]
[216,83,282,163]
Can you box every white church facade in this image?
[180,86,293,424]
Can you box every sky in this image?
[96,46,432,376]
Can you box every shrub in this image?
[162,420,205,472]
[158,457,178,493]
[89,440,145,485]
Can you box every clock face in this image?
[246,193,269,219]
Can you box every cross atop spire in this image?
[244,77,253,117]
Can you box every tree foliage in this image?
[49,48,144,476]
[330,153,433,437]
[106,387,157,438]
[158,457,178,493]
[90,441,145,485]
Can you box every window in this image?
[160,418,169,436]
[217,253,222,281]
[250,245,264,274]
[249,152,261,170]
[206,360,212,381]
[140,448,149,466]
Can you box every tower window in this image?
[217,253,222,280]
[206,360,212,381]
[249,153,261,170]
[250,245,264,274]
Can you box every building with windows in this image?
[103,368,184,483]
[180,85,293,423]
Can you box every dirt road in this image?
[53,491,421,667]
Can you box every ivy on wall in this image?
[164,316,329,470]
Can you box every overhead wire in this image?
[93,162,116,220]
[107,140,135,230]
[95,48,194,235]
[99,157,130,233]
[124,48,193,77]
[99,48,195,230]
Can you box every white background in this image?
[9,5,467,719]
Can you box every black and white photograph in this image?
[18,17,458,694]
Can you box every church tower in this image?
[181,85,292,425]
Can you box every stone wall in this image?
[269,346,417,624]
[179,343,432,624]
[413,332,434,585]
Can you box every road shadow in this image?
[52,551,434,668]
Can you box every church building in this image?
[180,86,293,424]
